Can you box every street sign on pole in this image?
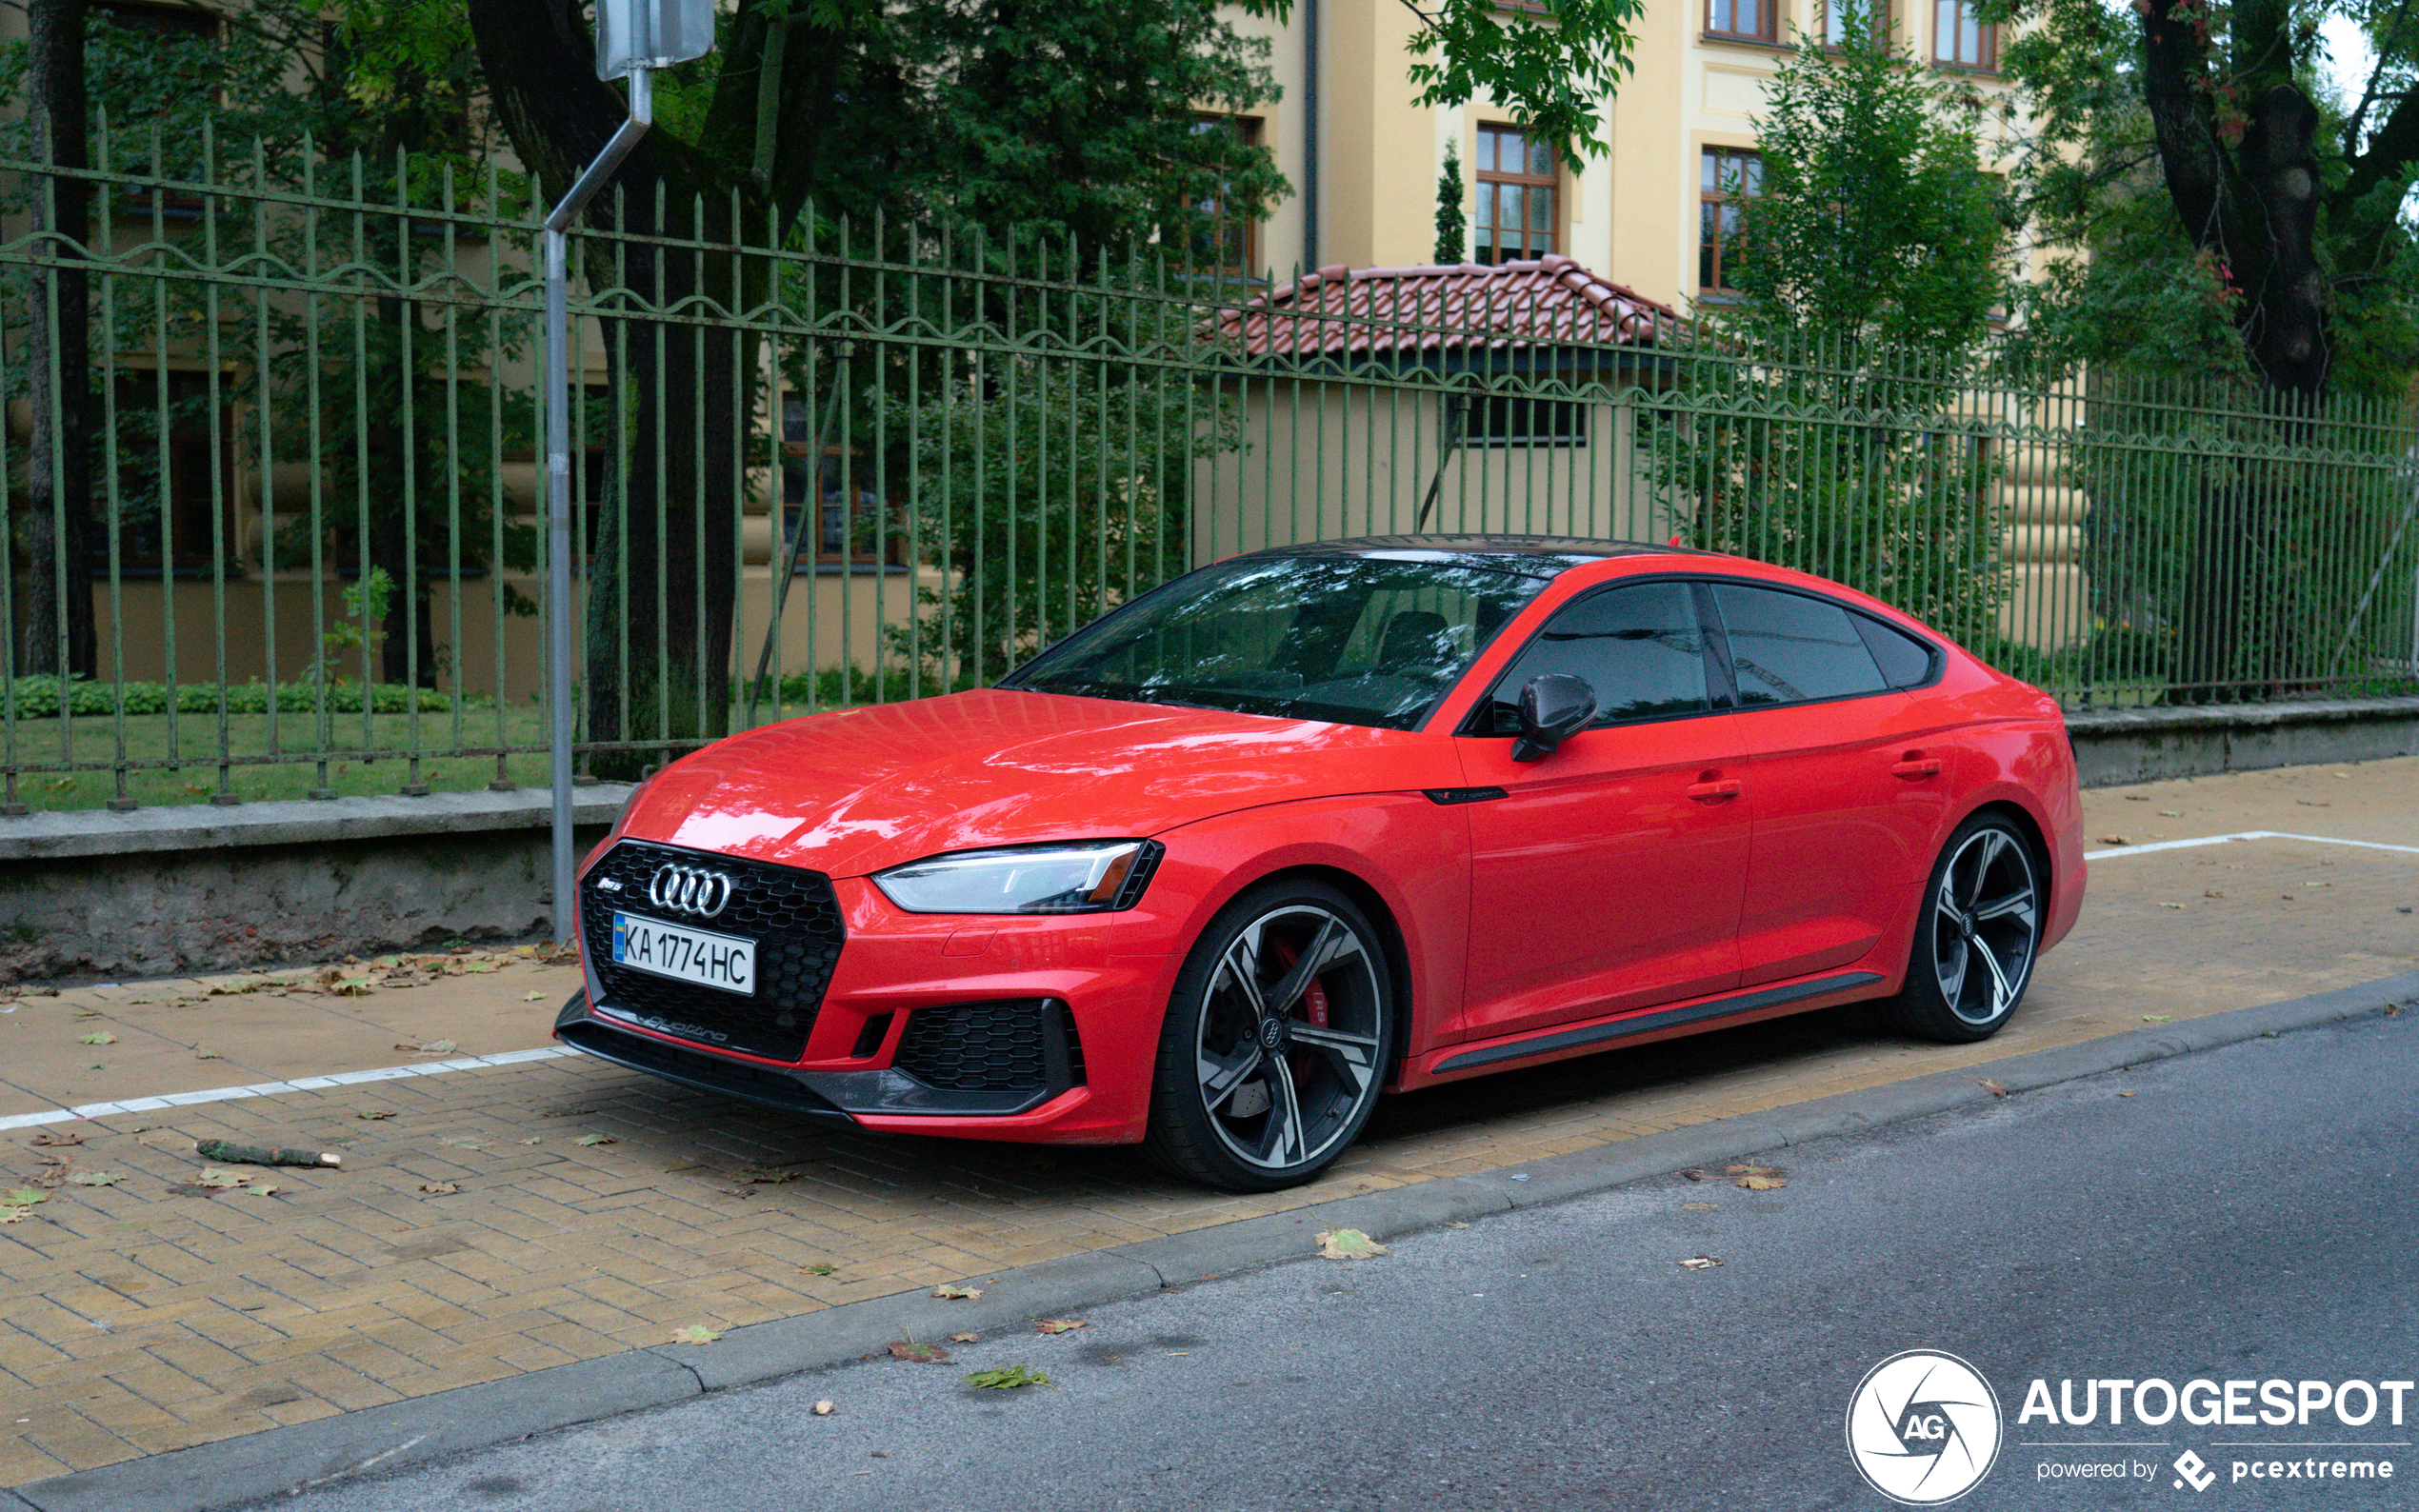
[550,10,710,945]
[595,0,714,80]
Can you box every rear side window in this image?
[1852,613,1939,688]
[1710,584,1888,706]
[1486,581,1711,732]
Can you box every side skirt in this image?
[1426,970,1887,1076]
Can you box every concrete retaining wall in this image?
[2067,695,2419,787]
[0,788,629,982]
[1,696,2413,983]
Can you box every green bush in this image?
[1,678,475,720]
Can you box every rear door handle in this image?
[1890,756,1942,780]
[1685,778,1743,803]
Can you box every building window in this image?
[1474,125,1557,265]
[1464,392,1589,448]
[1932,0,1995,68]
[1699,147,1761,293]
[1821,0,1889,45]
[1184,114,1262,282]
[1705,0,1778,43]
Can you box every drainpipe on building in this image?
[1302,0,1319,270]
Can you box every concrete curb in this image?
[2067,695,2419,787]
[18,968,2419,1512]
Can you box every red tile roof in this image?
[1215,254,1681,358]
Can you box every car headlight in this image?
[872,840,1163,915]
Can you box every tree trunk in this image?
[18,0,96,681]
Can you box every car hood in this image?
[619,688,1459,876]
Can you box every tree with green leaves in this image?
[1435,141,1467,263]
[1994,0,2419,402]
[1994,0,2419,699]
[1649,6,2014,644]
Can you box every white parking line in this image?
[2088,830,2419,861]
[0,1045,582,1133]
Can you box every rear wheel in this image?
[1889,812,2043,1044]
[1142,880,1392,1192]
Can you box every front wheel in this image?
[1142,880,1393,1191]
[1889,812,2044,1044]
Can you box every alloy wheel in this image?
[1193,903,1386,1174]
[1930,826,2040,1027]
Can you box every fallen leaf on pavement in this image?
[523,991,546,1002]
[963,1365,1049,1390]
[932,1283,984,1301]
[67,1171,122,1186]
[77,1031,116,1045]
[2142,1014,2171,1023]
[950,1332,979,1343]
[673,1324,721,1345]
[1445,1221,1471,1229]
[573,1134,616,1147]
[2158,902,2185,909]
[194,1168,248,1189]
[2204,889,2226,899]
[418,1181,461,1195]
[1315,1227,1388,1260]
[1680,1168,1709,1182]
[1035,1319,1088,1335]
[2117,1091,2137,1098]
[1974,1078,2009,1098]
[2159,809,2183,817]
[1680,1255,1723,1270]
[246,1183,278,1197]
[1725,1164,1786,1191]
[804,1263,838,1277]
[0,1208,28,1224]
[812,1400,835,1416]
[356,1110,394,1121]
[30,1130,83,1147]
[194,1044,221,1060]
[733,1167,798,1184]
[2097,835,2129,846]
[330,979,374,997]
[889,1341,950,1363]
[2,1189,45,1208]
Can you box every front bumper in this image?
[558,851,1187,1144]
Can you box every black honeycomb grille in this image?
[580,840,844,1063]
[895,999,1086,1093]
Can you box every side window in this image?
[1852,613,1938,688]
[1487,581,1710,733]
[1711,585,1888,706]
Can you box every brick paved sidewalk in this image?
[2,759,2413,1488]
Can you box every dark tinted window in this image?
[1486,581,1710,733]
[1853,613,1938,688]
[1712,585,1888,706]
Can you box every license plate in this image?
[610,911,756,996]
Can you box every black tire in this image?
[1889,810,2046,1044]
[1142,878,1394,1191]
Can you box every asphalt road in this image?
[265,1010,2419,1512]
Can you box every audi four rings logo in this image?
[648,864,735,919]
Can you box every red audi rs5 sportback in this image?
[556,536,2086,1190]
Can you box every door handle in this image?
[1685,778,1742,803]
[1890,755,1942,780]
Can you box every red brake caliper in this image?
[1272,942,1331,1028]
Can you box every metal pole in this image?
[547,69,653,943]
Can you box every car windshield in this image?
[1003,552,1555,729]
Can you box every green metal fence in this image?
[3,137,2415,811]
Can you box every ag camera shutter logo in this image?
[1847,1350,2004,1504]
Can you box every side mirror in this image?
[1511,673,1596,763]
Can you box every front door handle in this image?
[1890,754,1943,780]
[1685,778,1743,803]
